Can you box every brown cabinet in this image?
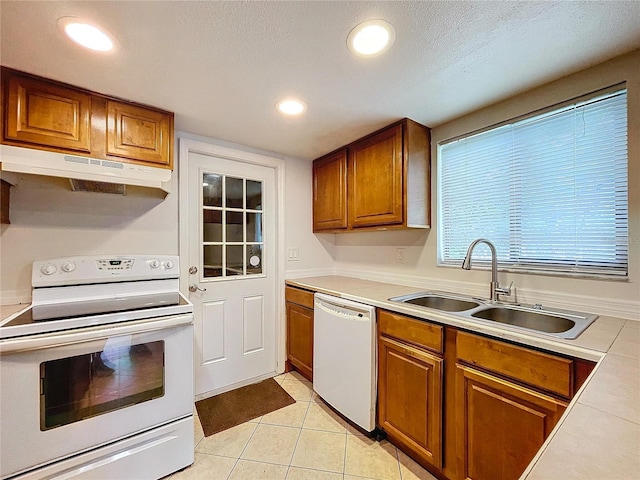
[455,364,567,480]
[313,149,348,231]
[312,118,430,233]
[1,180,10,224]
[106,100,172,167]
[3,73,92,153]
[375,316,594,480]
[349,125,404,227]
[451,331,590,480]
[285,286,314,381]
[1,68,174,169]
[377,310,443,470]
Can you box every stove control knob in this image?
[165,260,174,270]
[150,259,160,269]
[61,261,76,273]
[41,264,57,275]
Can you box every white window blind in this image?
[438,88,628,277]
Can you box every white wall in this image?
[330,49,640,320]
[0,174,179,304]
[0,133,334,304]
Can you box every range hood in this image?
[0,145,172,194]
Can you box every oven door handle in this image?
[0,314,193,354]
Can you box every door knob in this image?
[189,284,206,293]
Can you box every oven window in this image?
[40,341,165,430]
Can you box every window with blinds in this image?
[438,87,628,277]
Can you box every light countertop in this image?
[286,275,640,480]
[0,304,28,321]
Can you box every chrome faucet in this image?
[462,238,512,302]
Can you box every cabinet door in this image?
[4,74,91,152]
[348,124,403,227]
[1,180,10,224]
[106,100,173,168]
[313,150,348,231]
[378,335,443,469]
[456,364,567,480]
[286,302,313,381]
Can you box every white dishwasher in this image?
[313,292,376,432]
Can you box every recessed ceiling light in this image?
[276,99,307,116]
[347,19,395,57]
[59,17,114,52]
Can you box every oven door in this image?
[0,314,193,479]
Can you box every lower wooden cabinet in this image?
[378,334,443,469]
[285,286,314,381]
[374,313,591,480]
[455,364,567,480]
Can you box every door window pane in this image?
[226,177,244,209]
[203,174,223,207]
[246,212,262,243]
[41,341,164,430]
[226,245,244,276]
[201,173,264,279]
[226,211,244,242]
[246,244,262,275]
[203,210,222,243]
[203,245,223,277]
[246,180,262,210]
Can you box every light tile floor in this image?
[168,372,437,480]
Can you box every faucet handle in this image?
[496,281,513,297]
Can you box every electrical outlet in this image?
[287,248,299,262]
[396,248,406,263]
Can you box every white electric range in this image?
[0,255,194,480]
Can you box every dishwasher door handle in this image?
[315,300,370,320]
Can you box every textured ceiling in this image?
[1,1,639,160]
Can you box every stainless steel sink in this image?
[389,291,598,339]
[389,292,481,312]
[468,305,597,339]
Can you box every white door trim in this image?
[178,137,287,381]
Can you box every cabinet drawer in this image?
[378,310,443,354]
[456,331,574,398]
[285,286,315,309]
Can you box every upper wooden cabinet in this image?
[312,118,431,233]
[313,149,348,231]
[3,73,92,153]
[106,100,172,167]
[349,125,404,227]
[1,68,174,169]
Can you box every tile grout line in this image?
[224,419,259,480]
[286,395,313,478]
[575,398,640,426]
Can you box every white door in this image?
[180,142,281,397]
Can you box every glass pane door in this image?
[202,173,264,279]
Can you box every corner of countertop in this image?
[1,303,30,321]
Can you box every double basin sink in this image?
[389,292,598,339]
